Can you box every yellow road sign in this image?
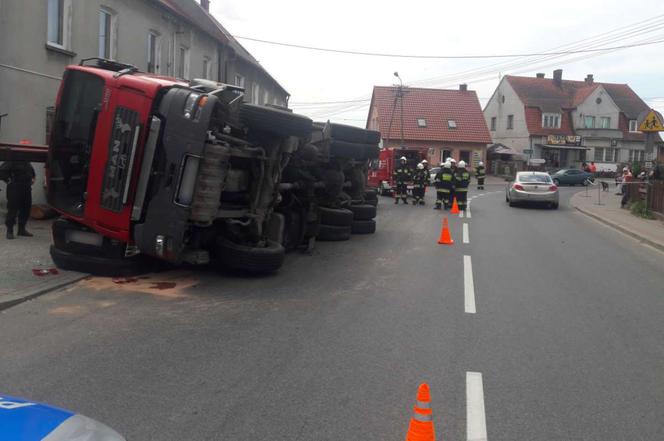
[639,109,664,132]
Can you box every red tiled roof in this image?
[368,86,492,144]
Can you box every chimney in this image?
[553,69,563,85]
[536,73,545,79]
[459,84,468,92]
[585,74,594,85]
[200,0,210,11]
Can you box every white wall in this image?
[483,78,530,153]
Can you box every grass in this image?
[630,200,655,220]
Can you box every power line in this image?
[235,35,664,59]
[289,98,371,105]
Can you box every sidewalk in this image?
[0,217,87,310]
[570,183,664,252]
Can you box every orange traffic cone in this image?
[450,197,460,214]
[437,217,453,245]
[405,383,436,441]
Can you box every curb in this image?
[0,273,89,312]
[572,204,664,253]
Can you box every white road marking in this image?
[467,201,472,218]
[463,223,469,243]
[466,372,488,441]
[464,255,476,314]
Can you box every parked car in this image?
[550,168,594,186]
[506,172,559,208]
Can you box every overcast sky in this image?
[210,0,664,127]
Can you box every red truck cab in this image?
[367,147,425,194]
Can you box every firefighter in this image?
[434,161,454,210]
[455,160,471,212]
[393,156,412,204]
[448,158,457,206]
[412,163,428,205]
[0,161,36,239]
[475,161,486,190]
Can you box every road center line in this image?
[467,201,472,218]
[463,223,469,243]
[464,255,476,314]
[466,372,488,441]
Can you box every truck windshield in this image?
[48,70,104,215]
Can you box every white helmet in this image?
[449,158,457,164]
[623,167,629,172]
[443,161,451,169]
[479,161,484,167]
[417,163,424,170]
[458,160,467,168]
[422,159,428,164]
[400,156,407,161]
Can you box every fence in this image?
[625,180,664,214]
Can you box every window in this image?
[490,117,496,131]
[47,0,64,45]
[99,9,113,59]
[595,147,619,162]
[584,116,595,128]
[234,75,245,88]
[263,90,269,105]
[147,32,160,73]
[177,46,189,79]
[507,115,514,130]
[417,118,427,127]
[448,120,457,129]
[594,147,604,162]
[628,149,645,162]
[542,113,561,129]
[251,83,260,105]
[202,57,210,79]
[599,117,610,129]
[629,120,638,132]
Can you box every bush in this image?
[630,200,655,219]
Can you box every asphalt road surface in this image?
[2,184,663,441]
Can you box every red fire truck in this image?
[367,147,426,195]
[1,59,380,275]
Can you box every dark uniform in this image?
[393,161,412,204]
[412,167,428,205]
[434,165,454,210]
[475,164,486,190]
[0,161,35,239]
[454,167,471,211]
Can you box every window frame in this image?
[234,75,245,89]
[417,118,427,128]
[177,45,190,79]
[47,0,72,50]
[251,83,260,105]
[507,114,514,130]
[98,7,115,59]
[628,119,638,132]
[490,116,496,131]
[263,89,270,105]
[147,31,161,74]
[599,116,611,129]
[542,113,561,129]
[584,115,596,129]
[202,56,211,80]
[447,120,457,129]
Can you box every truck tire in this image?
[50,245,149,277]
[329,140,370,160]
[364,144,380,160]
[215,237,285,273]
[319,206,353,226]
[328,123,381,144]
[351,219,376,234]
[240,103,312,138]
[348,203,377,220]
[364,189,378,201]
[317,224,352,242]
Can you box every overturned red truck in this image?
[2,59,381,275]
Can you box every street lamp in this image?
[393,72,405,147]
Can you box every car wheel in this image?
[506,193,509,202]
[348,203,377,220]
[240,103,312,138]
[215,237,285,273]
[319,206,354,227]
[508,198,516,207]
[351,219,376,234]
[317,224,352,241]
[553,178,561,186]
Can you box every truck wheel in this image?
[363,144,380,160]
[215,237,285,273]
[351,219,376,234]
[328,123,381,144]
[317,224,352,241]
[319,206,354,226]
[329,140,372,160]
[240,103,312,138]
[348,203,377,220]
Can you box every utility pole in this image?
[394,72,405,147]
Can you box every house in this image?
[483,70,662,171]
[366,85,492,167]
[0,0,288,203]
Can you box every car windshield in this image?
[519,174,552,183]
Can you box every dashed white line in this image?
[466,372,488,441]
[463,223,469,244]
[464,255,476,314]
[467,201,472,218]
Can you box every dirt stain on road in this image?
[76,271,197,299]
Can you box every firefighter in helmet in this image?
[475,161,486,190]
[412,163,428,205]
[434,161,454,210]
[393,156,412,204]
[454,160,471,211]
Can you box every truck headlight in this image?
[175,155,200,206]
[183,92,201,119]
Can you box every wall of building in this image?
[483,78,530,152]
[382,139,486,168]
[227,57,287,106]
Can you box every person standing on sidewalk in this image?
[0,161,35,239]
[620,166,633,208]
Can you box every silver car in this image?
[506,172,559,209]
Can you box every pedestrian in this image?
[448,158,457,205]
[393,156,412,205]
[454,160,471,212]
[434,161,454,210]
[582,162,590,173]
[620,167,633,208]
[0,161,35,239]
[590,161,597,175]
[412,163,428,205]
[475,161,486,190]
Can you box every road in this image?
[1,184,663,441]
